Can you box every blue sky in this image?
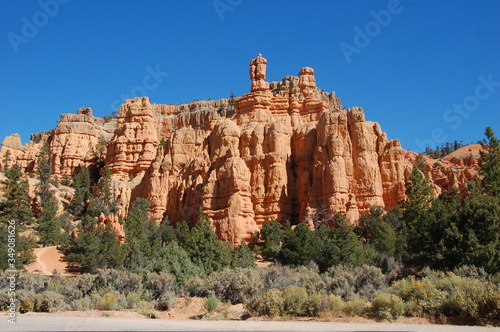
[0,0,498,152]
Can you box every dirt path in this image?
[25,246,76,276]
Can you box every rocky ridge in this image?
[0,55,480,244]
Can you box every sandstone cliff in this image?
[0,55,480,245]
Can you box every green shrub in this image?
[184,275,210,298]
[391,276,446,315]
[305,293,322,316]
[98,292,118,310]
[372,293,404,320]
[326,294,344,313]
[156,292,176,311]
[476,290,500,321]
[34,291,67,312]
[126,292,142,309]
[17,272,48,293]
[144,271,178,301]
[207,268,263,304]
[17,290,36,313]
[343,299,368,316]
[204,294,220,313]
[95,269,142,295]
[282,286,308,316]
[70,296,92,311]
[324,265,385,301]
[247,289,284,317]
[290,263,326,294]
[137,299,156,318]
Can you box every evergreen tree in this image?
[402,165,433,221]
[231,241,255,269]
[69,167,91,218]
[151,242,203,281]
[183,209,231,274]
[92,164,116,215]
[0,164,34,225]
[37,138,52,207]
[479,126,500,197]
[36,194,63,246]
[59,221,125,273]
[1,150,11,171]
[260,220,284,260]
[278,223,320,267]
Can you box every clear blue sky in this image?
[1,0,498,152]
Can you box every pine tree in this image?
[59,221,125,273]
[0,164,34,225]
[36,193,63,246]
[92,164,116,215]
[69,167,91,218]
[37,138,52,207]
[403,165,433,221]
[479,126,500,197]
[183,209,231,274]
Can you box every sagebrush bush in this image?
[325,265,386,301]
[247,289,284,317]
[137,299,156,318]
[204,294,220,313]
[290,263,326,295]
[304,292,322,316]
[144,271,178,301]
[156,292,176,311]
[207,268,263,304]
[125,292,142,309]
[343,299,368,316]
[16,289,36,313]
[476,291,500,321]
[184,275,210,298]
[282,286,308,316]
[391,276,446,315]
[34,291,67,312]
[325,294,344,314]
[259,265,294,293]
[17,272,48,293]
[70,296,92,311]
[98,292,119,310]
[372,293,404,320]
[95,269,142,295]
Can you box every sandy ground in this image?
[25,246,77,276]
[442,143,482,161]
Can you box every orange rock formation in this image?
[0,55,480,245]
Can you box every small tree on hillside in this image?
[480,126,500,198]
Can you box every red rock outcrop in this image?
[0,54,481,245]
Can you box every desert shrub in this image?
[207,268,263,304]
[476,291,500,321]
[325,265,385,301]
[137,299,156,318]
[48,274,82,301]
[17,272,48,292]
[76,273,96,297]
[34,291,67,312]
[70,296,92,311]
[282,286,308,316]
[259,264,294,293]
[0,290,11,310]
[372,293,404,320]
[343,299,368,316]
[143,271,178,301]
[305,292,322,316]
[391,276,446,315]
[184,275,210,298]
[94,269,142,295]
[247,289,284,317]
[98,292,119,310]
[156,291,176,311]
[16,289,36,313]
[126,292,142,309]
[453,265,489,281]
[325,294,344,314]
[290,263,326,294]
[204,294,220,313]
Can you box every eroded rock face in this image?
[0,54,480,245]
